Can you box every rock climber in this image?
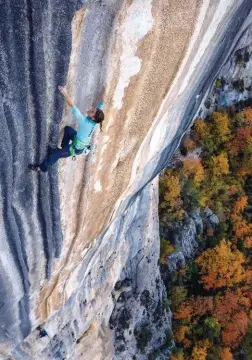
[28,86,105,172]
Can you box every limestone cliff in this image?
[0,0,252,359]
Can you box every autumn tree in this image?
[171,286,188,311]
[194,119,210,139]
[211,153,229,177]
[203,317,221,341]
[159,106,252,359]
[212,112,230,139]
[196,240,248,290]
[182,136,197,152]
[213,293,250,348]
[159,171,184,220]
[191,345,208,360]
[244,236,252,249]
[228,184,238,196]
[242,107,252,124]
[219,347,233,360]
[191,296,214,317]
[229,126,252,155]
[233,196,248,214]
[183,158,205,185]
[160,239,174,264]
[214,292,240,326]
[222,311,249,348]
[160,173,181,208]
[233,219,252,246]
[174,302,193,320]
[174,326,189,343]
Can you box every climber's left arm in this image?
[58,86,74,108]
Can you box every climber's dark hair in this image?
[95,108,105,130]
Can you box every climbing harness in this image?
[69,135,92,160]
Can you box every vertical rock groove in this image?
[0,0,78,350]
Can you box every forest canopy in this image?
[159,107,252,360]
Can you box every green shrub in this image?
[134,324,152,353]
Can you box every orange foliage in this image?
[174,326,189,343]
[174,297,214,321]
[163,107,252,358]
[233,196,248,214]
[222,311,249,348]
[237,127,251,143]
[183,158,205,184]
[191,345,208,360]
[160,173,182,210]
[174,303,193,320]
[242,107,252,124]
[191,296,214,317]
[212,112,230,137]
[183,338,192,349]
[196,240,247,290]
[246,291,252,307]
[194,119,209,138]
[214,293,239,326]
[228,184,238,195]
[183,136,197,152]
[237,293,251,308]
[219,347,233,360]
[244,236,252,248]
[214,293,250,348]
[233,219,252,239]
[229,126,252,154]
[236,167,248,177]
[163,175,181,200]
[211,153,229,176]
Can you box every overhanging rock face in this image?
[0,0,252,359]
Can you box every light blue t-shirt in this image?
[72,101,104,149]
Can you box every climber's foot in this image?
[28,164,40,172]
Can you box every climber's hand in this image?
[58,86,67,96]
[58,86,74,107]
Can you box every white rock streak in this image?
[94,180,102,192]
[113,0,154,110]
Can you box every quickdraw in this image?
[69,145,77,160]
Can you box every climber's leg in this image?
[39,145,72,171]
[29,145,72,172]
[61,126,77,148]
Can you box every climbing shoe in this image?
[28,164,40,172]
